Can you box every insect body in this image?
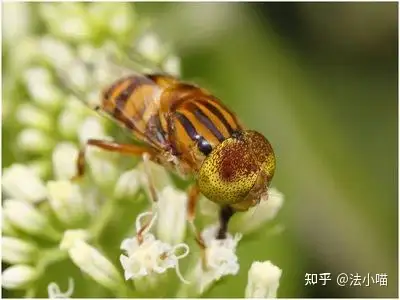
[78,72,276,240]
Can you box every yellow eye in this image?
[197,130,275,208]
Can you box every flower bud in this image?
[2,164,47,203]
[163,55,181,77]
[47,181,87,226]
[39,3,91,41]
[8,38,41,73]
[87,148,119,187]
[245,261,282,298]
[62,231,123,291]
[2,237,38,264]
[114,169,142,200]
[23,67,63,108]
[78,116,106,146]
[65,60,90,91]
[88,3,135,37]
[136,160,173,192]
[3,199,60,241]
[3,3,31,44]
[156,186,187,244]
[136,33,163,63]
[58,97,87,139]
[52,143,79,180]
[39,36,75,70]
[16,103,52,131]
[17,128,54,153]
[2,212,18,236]
[2,265,38,290]
[108,3,136,36]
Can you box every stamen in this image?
[135,211,158,244]
[47,277,74,298]
[135,211,157,235]
[171,243,191,284]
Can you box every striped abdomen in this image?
[101,73,242,171]
[160,82,243,169]
[101,74,178,148]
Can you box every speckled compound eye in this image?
[197,130,275,207]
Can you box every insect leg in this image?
[187,184,209,269]
[72,139,154,180]
[216,206,235,240]
[136,153,162,242]
[187,184,206,249]
[141,152,159,204]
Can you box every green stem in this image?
[37,247,68,275]
[25,248,68,298]
[88,196,118,241]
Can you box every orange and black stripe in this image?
[170,92,242,157]
[101,74,176,148]
[101,73,243,161]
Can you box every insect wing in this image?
[52,45,173,150]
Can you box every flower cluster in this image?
[2,2,284,298]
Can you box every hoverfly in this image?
[61,45,276,245]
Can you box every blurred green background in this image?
[135,2,398,297]
[2,2,398,298]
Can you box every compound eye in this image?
[197,137,260,205]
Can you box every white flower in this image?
[23,67,62,108]
[3,199,60,241]
[78,116,107,145]
[86,148,119,186]
[178,224,241,297]
[39,36,75,70]
[120,211,190,288]
[2,212,18,236]
[77,117,119,185]
[2,265,38,290]
[58,97,88,139]
[52,143,79,180]
[7,38,41,74]
[2,237,38,264]
[136,33,163,63]
[64,60,90,91]
[163,55,181,77]
[202,225,241,278]
[60,230,123,291]
[48,278,75,299]
[156,186,187,245]
[39,3,91,41]
[88,3,135,36]
[136,159,173,193]
[230,187,284,234]
[47,180,87,226]
[114,169,142,200]
[17,128,54,153]
[16,103,52,131]
[108,4,135,35]
[245,261,282,298]
[2,164,47,203]
[3,3,31,44]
